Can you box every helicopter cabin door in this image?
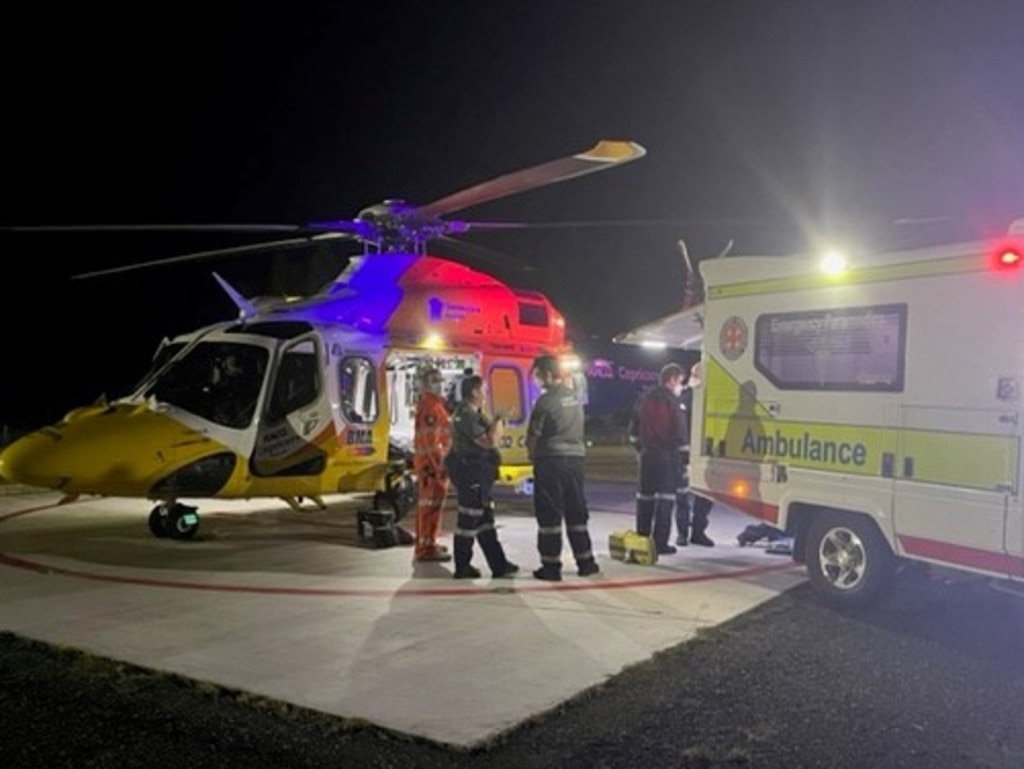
[251,335,332,477]
[385,351,480,456]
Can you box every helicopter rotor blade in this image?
[416,140,646,221]
[70,233,354,280]
[458,217,757,232]
[434,235,536,275]
[5,223,304,234]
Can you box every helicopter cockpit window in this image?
[339,356,378,424]
[132,341,187,394]
[145,342,267,429]
[267,339,321,423]
[488,365,524,424]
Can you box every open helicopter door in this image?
[250,333,333,479]
[385,350,481,456]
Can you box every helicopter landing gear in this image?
[148,502,200,540]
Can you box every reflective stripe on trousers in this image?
[533,455,595,572]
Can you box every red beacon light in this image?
[994,218,1024,269]
[994,242,1023,269]
[998,248,1022,267]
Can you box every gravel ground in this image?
[3,570,1024,769]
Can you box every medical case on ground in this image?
[608,530,658,566]
[357,509,396,548]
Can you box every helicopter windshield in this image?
[144,342,269,429]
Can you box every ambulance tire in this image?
[804,512,896,609]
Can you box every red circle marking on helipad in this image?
[0,498,801,597]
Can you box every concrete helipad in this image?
[0,478,804,748]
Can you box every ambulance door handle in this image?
[881,452,894,478]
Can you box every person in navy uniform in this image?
[447,375,519,580]
[526,354,599,581]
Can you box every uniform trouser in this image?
[534,455,596,573]
[414,473,448,558]
[636,449,676,550]
[673,450,712,540]
[449,455,509,573]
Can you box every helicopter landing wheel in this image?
[168,504,200,540]
[148,505,171,538]
[148,503,200,540]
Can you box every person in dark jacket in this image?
[631,363,687,555]
[447,375,519,580]
[526,354,599,581]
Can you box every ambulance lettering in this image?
[741,428,867,466]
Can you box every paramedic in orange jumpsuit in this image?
[413,367,453,562]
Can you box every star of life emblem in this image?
[719,316,748,360]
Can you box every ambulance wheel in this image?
[148,506,170,538]
[167,504,200,540]
[804,511,895,609]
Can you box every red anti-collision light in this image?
[993,240,1023,269]
[999,249,1022,266]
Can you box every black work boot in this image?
[690,528,715,547]
[453,535,476,575]
[532,566,562,582]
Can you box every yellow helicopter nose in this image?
[0,403,225,497]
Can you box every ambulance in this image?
[689,218,1024,607]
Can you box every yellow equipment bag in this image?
[608,530,658,566]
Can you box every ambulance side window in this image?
[339,356,379,424]
[754,303,907,392]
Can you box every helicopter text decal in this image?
[428,297,481,321]
[343,426,375,456]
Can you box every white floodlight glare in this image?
[819,249,848,275]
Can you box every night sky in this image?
[3,0,1023,430]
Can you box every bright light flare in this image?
[993,240,1023,269]
[819,250,848,275]
[730,479,750,498]
[561,354,582,372]
[422,332,445,350]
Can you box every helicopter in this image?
[0,140,646,540]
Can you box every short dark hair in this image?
[659,363,685,385]
[460,374,483,400]
[532,354,560,378]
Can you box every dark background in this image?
[2,0,1023,431]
